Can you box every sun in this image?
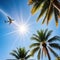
[18,23,29,35]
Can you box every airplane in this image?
[4,16,14,24]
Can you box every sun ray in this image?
[10,36,21,50]
[2,30,19,37]
[0,9,8,16]
[1,10,36,49]
[20,10,24,23]
[24,14,31,25]
[13,21,20,27]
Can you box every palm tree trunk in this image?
[53,0,60,12]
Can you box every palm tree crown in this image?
[10,48,31,60]
[30,29,60,60]
[28,0,60,27]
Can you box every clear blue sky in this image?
[0,0,60,60]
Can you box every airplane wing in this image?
[7,16,14,24]
[7,16,12,21]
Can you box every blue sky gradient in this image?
[0,0,60,60]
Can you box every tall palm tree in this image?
[9,48,31,60]
[28,0,60,27]
[30,29,60,60]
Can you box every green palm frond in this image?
[11,50,18,55]
[48,36,60,42]
[31,36,40,42]
[45,47,51,60]
[37,30,42,36]
[47,4,53,25]
[25,55,31,59]
[31,0,45,15]
[37,0,49,21]
[54,7,59,27]
[37,30,46,41]
[49,43,60,50]
[28,0,60,26]
[46,30,53,40]
[48,46,58,57]
[25,50,29,56]
[42,9,48,24]
[10,52,19,59]
[10,48,31,59]
[32,34,40,41]
[30,43,40,48]
[37,49,41,60]
[31,2,41,14]
[44,29,48,35]
[33,34,39,38]
[17,48,26,58]
[30,47,39,56]
[31,29,54,42]
[30,29,60,60]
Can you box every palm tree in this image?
[28,0,60,26]
[9,48,31,60]
[30,29,60,60]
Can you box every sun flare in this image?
[18,23,29,35]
